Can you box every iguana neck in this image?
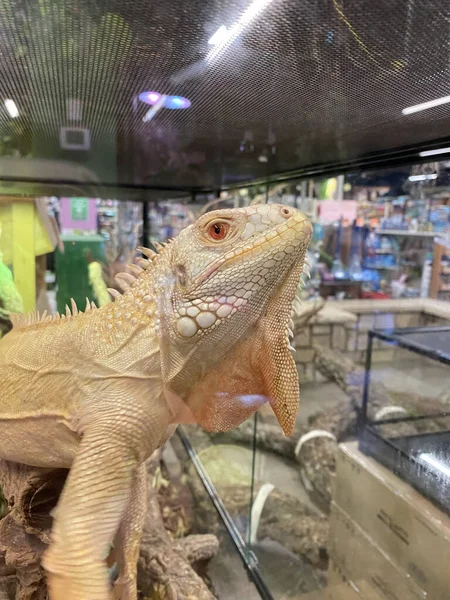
[87,276,162,377]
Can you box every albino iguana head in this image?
[153,203,313,436]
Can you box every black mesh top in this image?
[0,0,450,192]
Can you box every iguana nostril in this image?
[280,206,292,218]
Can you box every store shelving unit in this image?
[430,241,450,299]
[375,229,439,237]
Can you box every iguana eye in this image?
[208,222,229,241]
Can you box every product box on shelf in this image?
[328,503,426,600]
[333,441,450,599]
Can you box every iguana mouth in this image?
[196,214,312,286]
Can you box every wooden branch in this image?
[138,450,218,600]
[0,460,63,599]
[0,451,219,600]
[212,419,300,458]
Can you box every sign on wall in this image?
[60,197,97,233]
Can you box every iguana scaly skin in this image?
[0,204,312,600]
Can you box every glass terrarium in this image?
[359,326,450,514]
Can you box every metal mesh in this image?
[0,0,449,192]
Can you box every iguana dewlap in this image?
[0,204,312,600]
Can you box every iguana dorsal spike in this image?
[136,258,150,270]
[91,301,97,310]
[119,272,136,285]
[108,288,121,299]
[85,298,91,312]
[151,240,164,253]
[127,263,143,276]
[115,277,130,291]
[137,246,157,259]
[41,310,48,322]
[71,299,78,316]
[65,305,71,318]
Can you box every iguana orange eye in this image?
[208,222,229,240]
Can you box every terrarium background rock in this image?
[171,435,328,577]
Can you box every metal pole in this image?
[359,331,374,432]
[142,200,150,247]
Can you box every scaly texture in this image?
[0,204,312,600]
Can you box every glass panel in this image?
[170,429,263,600]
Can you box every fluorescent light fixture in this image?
[206,0,273,61]
[408,173,438,182]
[409,174,436,181]
[4,99,18,118]
[402,94,450,115]
[208,25,228,45]
[419,147,450,157]
[419,453,450,479]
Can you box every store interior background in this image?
[1,0,450,598]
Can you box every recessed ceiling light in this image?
[208,25,228,45]
[139,91,191,110]
[4,99,19,118]
[402,95,450,115]
[164,95,191,110]
[419,147,450,157]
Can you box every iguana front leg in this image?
[42,386,170,600]
[113,425,177,600]
[113,462,147,600]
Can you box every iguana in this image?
[0,204,312,600]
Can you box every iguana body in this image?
[0,204,312,600]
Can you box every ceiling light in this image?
[419,147,450,157]
[139,91,191,110]
[408,173,438,182]
[164,95,191,109]
[143,95,166,123]
[402,95,450,115]
[4,99,19,118]
[206,0,273,62]
[208,25,228,45]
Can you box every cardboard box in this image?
[334,441,450,599]
[329,503,426,600]
[327,560,373,599]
